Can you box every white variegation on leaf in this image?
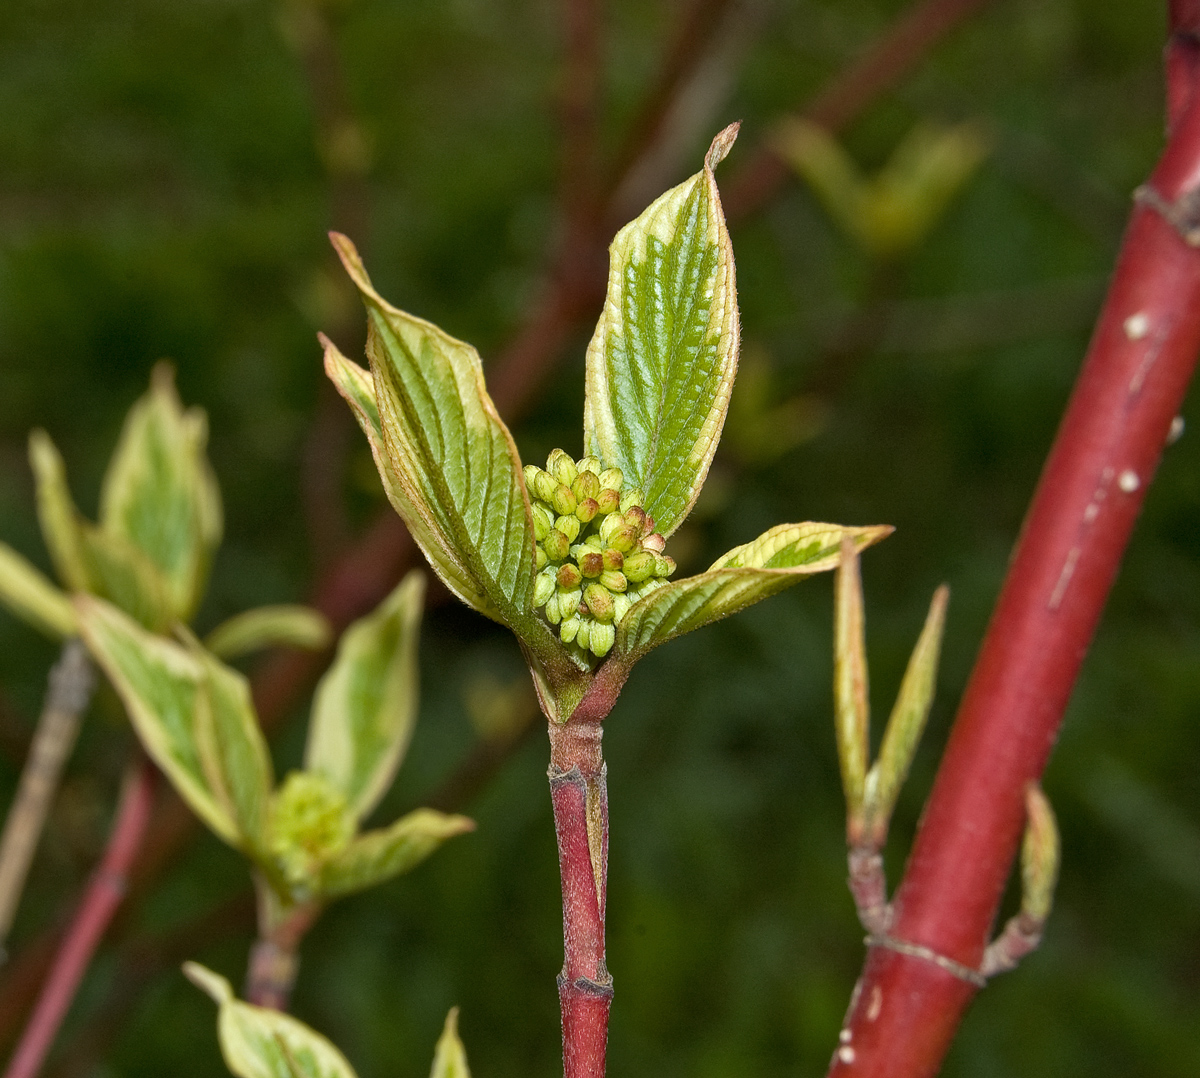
[615,523,892,663]
[0,542,76,639]
[317,807,474,900]
[184,963,359,1078]
[205,605,332,661]
[325,235,546,650]
[583,122,741,540]
[305,572,423,820]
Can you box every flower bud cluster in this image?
[525,449,676,661]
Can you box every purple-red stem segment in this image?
[829,7,1200,1075]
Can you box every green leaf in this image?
[834,536,869,834]
[305,572,423,820]
[184,963,359,1078]
[206,605,332,660]
[190,642,274,853]
[0,541,77,638]
[583,124,741,539]
[99,363,223,622]
[316,808,473,900]
[326,235,541,642]
[28,430,91,592]
[430,1008,472,1078]
[78,525,174,630]
[75,596,237,844]
[616,523,892,663]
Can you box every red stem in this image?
[829,14,1200,1077]
[4,759,158,1078]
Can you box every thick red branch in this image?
[828,24,1200,1078]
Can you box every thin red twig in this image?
[4,758,158,1078]
[829,12,1200,1076]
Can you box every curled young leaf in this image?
[615,522,892,663]
[28,430,91,593]
[305,572,423,820]
[316,808,474,900]
[100,363,223,623]
[75,596,237,844]
[326,235,540,642]
[184,962,359,1078]
[429,1008,472,1078]
[206,605,332,661]
[0,541,77,639]
[584,123,741,540]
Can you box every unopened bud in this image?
[531,470,559,503]
[577,456,602,475]
[547,449,578,486]
[575,620,591,651]
[619,488,644,513]
[543,530,570,562]
[584,583,615,622]
[653,554,676,577]
[575,497,598,524]
[545,596,563,624]
[642,532,665,553]
[552,484,577,516]
[600,570,627,593]
[560,617,581,644]
[612,593,631,622]
[595,488,620,515]
[532,504,553,540]
[624,506,647,533]
[598,468,623,491]
[535,547,548,570]
[623,551,654,582]
[602,548,624,571]
[557,563,582,589]
[533,572,556,607]
[523,464,542,491]
[589,622,615,657]
[599,512,622,543]
[555,514,581,544]
[557,587,582,618]
[609,524,637,553]
[579,551,603,578]
[572,471,600,501]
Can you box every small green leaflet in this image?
[0,542,76,639]
[327,234,537,635]
[28,430,91,593]
[305,572,423,820]
[429,1008,472,1078]
[205,605,332,661]
[184,963,359,1078]
[584,123,740,539]
[616,522,892,662]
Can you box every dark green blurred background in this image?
[2,0,1198,1075]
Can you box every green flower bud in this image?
[653,554,676,577]
[623,550,654,582]
[533,571,556,608]
[547,449,578,486]
[589,621,614,657]
[600,569,627,593]
[557,563,582,589]
[598,467,623,491]
[612,593,632,622]
[576,457,603,476]
[602,548,624,571]
[543,529,570,562]
[555,514,581,543]
[584,583,615,622]
[560,616,581,644]
[576,620,591,651]
[531,469,559,503]
[557,587,583,619]
[609,524,637,553]
[579,551,603,578]
[619,488,644,513]
[523,464,542,492]
[624,505,647,534]
[643,532,665,553]
[595,488,620,515]
[599,512,622,544]
[268,771,355,887]
[572,471,600,501]
[545,597,563,624]
[532,503,553,540]
[575,497,599,524]
[552,484,578,517]
[535,546,548,571]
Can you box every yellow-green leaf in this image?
[583,124,741,539]
[0,542,77,638]
[28,430,91,593]
[429,1008,471,1078]
[206,605,332,660]
[305,572,423,820]
[99,364,223,622]
[184,963,359,1078]
[616,523,892,663]
[75,596,236,844]
[316,808,473,900]
[78,525,174,631]
[327,235,539,640]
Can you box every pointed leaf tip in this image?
[430,1007,472,1078]
[706,122,741,171]
[182,961,234,1005]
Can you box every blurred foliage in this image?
[0,1,1197,1076]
